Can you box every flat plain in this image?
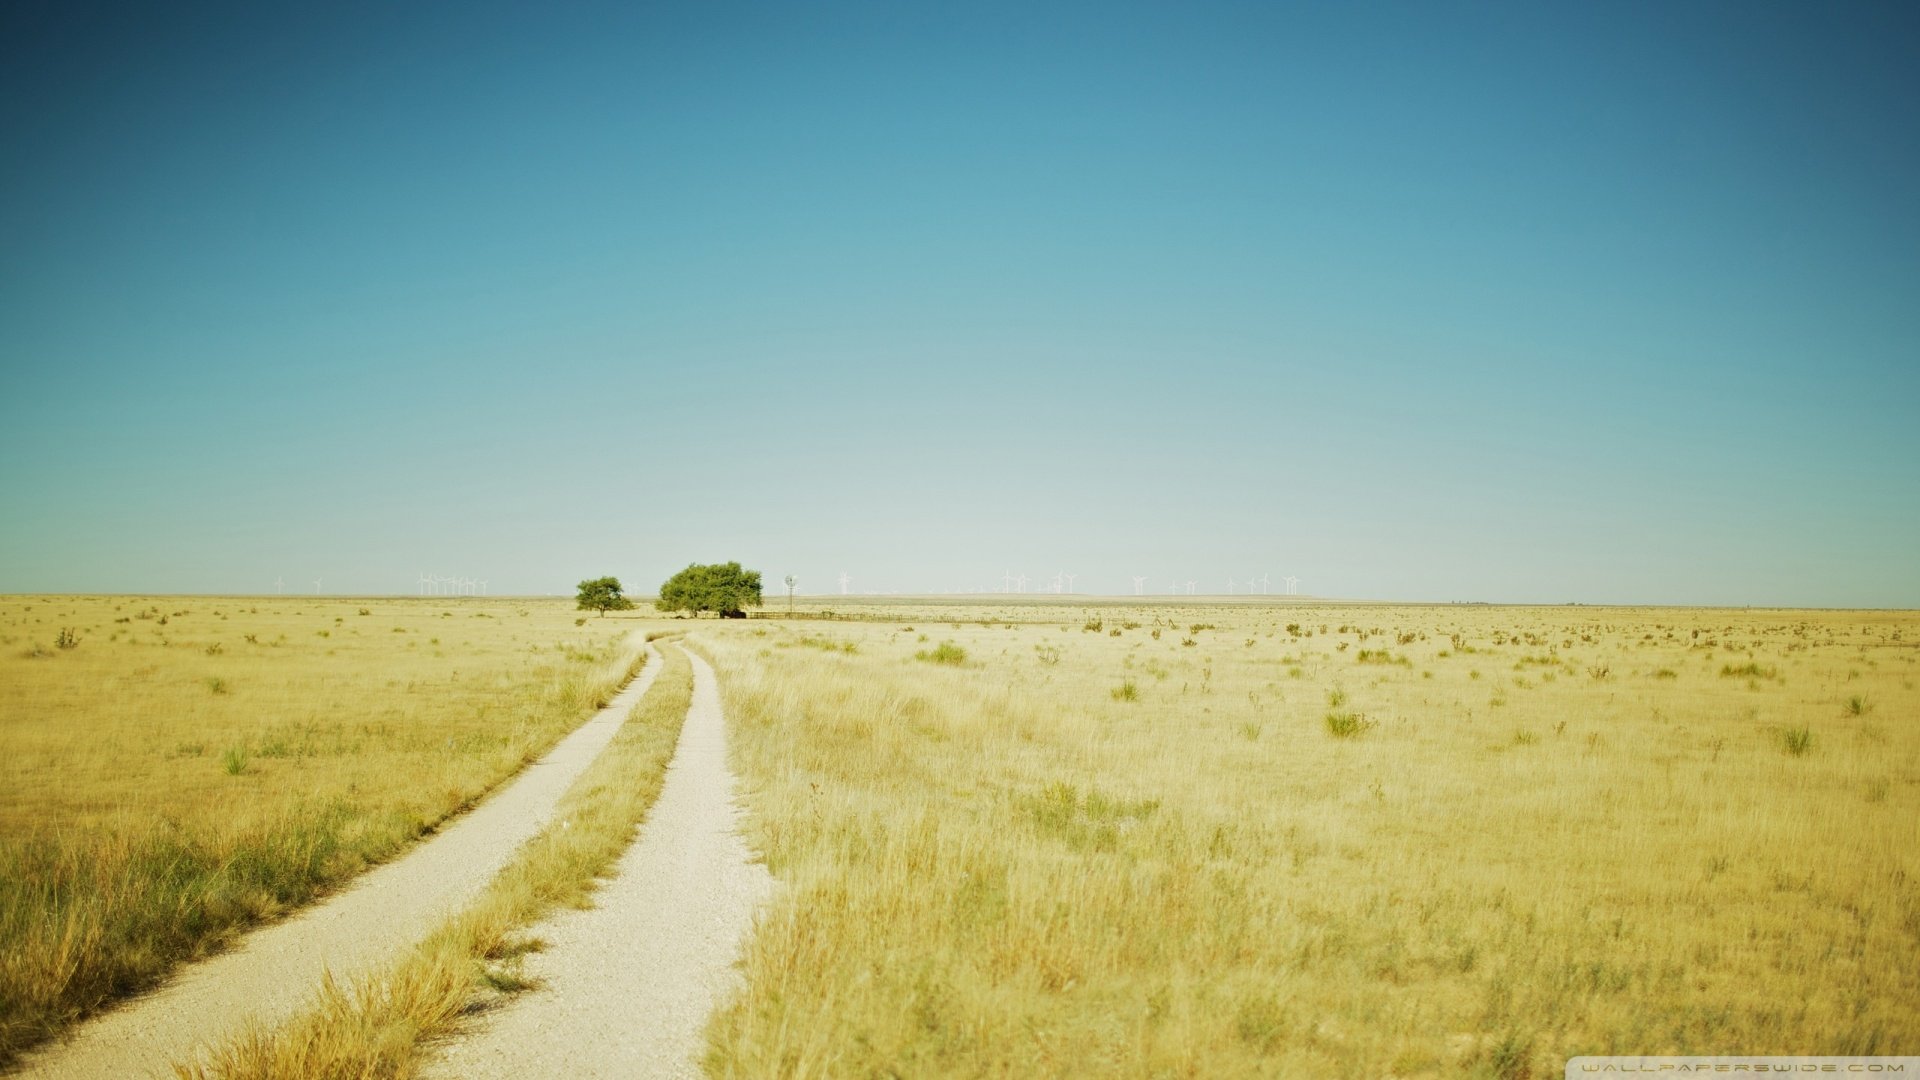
[3,597,1915,1078]
[699,601,1918,1077]
[0,595,642,1063]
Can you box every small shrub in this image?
[1720,662,1777,680]
[1325,711,1373,738]
[204,642,224,656]
[1779,726,1813,756]
[221,746,249,775]
[358,607,371,616]
[1083,617,1103,633]
[1327,687,1348,709]
[55,627,80,650]
[1844,694,1872,716]
[916,641,967,665]
[1111,680,1140,702]
[205,676,229,695]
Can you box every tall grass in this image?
[177,644,693,1079]
[700,605,1919,1077]
[0,596,646,1066]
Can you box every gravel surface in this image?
[15,638,664,1080]
[424,644,774,1080]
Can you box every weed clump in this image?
[1779,726,1814,756]
[1325,711,1374,738]
[915,642,967,666]
[1111,680,1140,702]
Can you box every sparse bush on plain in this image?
[915,641,966,665]
[1325,711,1373,737]
[1780,725,1814,756]
[1112,679,1140,702]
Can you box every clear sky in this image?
[2,1,1916,605]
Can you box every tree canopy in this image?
[575,576,634,616]
[656,562,762,617]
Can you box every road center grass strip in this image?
[177,640,694,1079]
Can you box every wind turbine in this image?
[312,578,323,595]
[1186,580,1197,595]
[1226,575,1238,595]
[477,580,487,597]
[1001,570,1014,593]
[784,574,797,613]
[274,576,284,595]
[1063,572,1077,593]
[1285,575,1300,595]
[839,571,851,595]
[1131,576,1147,596]
[1015,573,1029,594]
[1049,572,1063,595]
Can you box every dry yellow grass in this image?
[0,594,648,1064]
[701,603,1919,1077]
[178,640,694,1080]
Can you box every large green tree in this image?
[656,562,762,617]
[575,576,634,617]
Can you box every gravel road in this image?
[424,643,774,1079]
[15,638,664,1080]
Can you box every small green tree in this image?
[576,576,634,617]
[656,561,763,617]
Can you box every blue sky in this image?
[2,1,1916,605]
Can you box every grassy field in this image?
[0,595,647,1064]
[700,602,1919,1077]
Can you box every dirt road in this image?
[425,644,773,1079]
[16,639,664,1079]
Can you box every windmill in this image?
[1014,573,1029,594]
[477,580,488,597]
[1049,572,1063,595]
[784,574,797,613]
[416,573,429,596]
[1284,575,1300,595]
[838,571,851,595]
[274,576,284,595]
[1001,570,1014,593]
[1063,572,1077,594]
[1260,572,1272,595]
[312,578,323,595]
[1186,580,1197,595]
[1131,576,1147,596]
[1226,576,1238,595]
